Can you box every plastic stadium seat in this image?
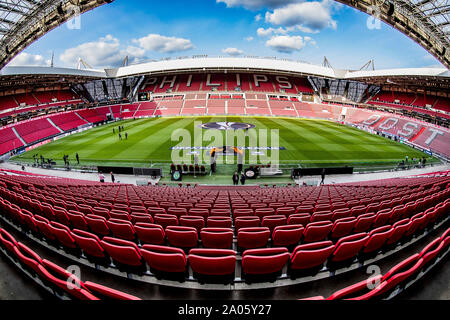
[287,213,310,226]
[167,207,187,219]
[235,216,260,231]
[154,214,179,229]
[326,275,383,300]
[48,221,77,249]
[255,208,275,219]
[362,226,394,254]
[33,215,57,241]
[296,205,314,215]
[330,217,357,239]
[200,228,234,249]
[210,209,230,217]
[130,213,154,225]
[133,223,164,245]
[71,229,106,259]
[100,237,144,267]
[272,224,304,247]
[276,207,295,217]
[0,228,19,254]
[372,209,391,229]
[310,211,333,222]
[290,241,335,271]
[405,213,426,237]
[233,208,254,219]
[78,204,93,216]
[353,213,376,233]
[53,207,71,226]
[207,216,232,228]
[188,249,236,276]
[92,207,111,220]
[355,254,423,300]
[84,281,141,300]
[242,248,289,276]
[165,226,198,248]
[85,214,110,236]
[385,219,412,246]
[67,210,89,231]
[39,259,98,300]
[20,209,39,234]
[329,233,369,264]
[148,207,166,216]
[13,242,43,276]
[41,203,55,221]
[388,205,406,224]
[332,208,351,221]
[237,227,271,250]
[141,245,187,274]
[350,205,366,217]
[303,221,333,243]
[179,216,205,233]
[418,237,445,268]
[107,219,136,241]
[261,215,287,232]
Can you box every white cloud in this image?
[222,47,244,56]
[60,35,147,68]
[266,35,315,53]
[245,36,255,41]
[134,34,194,53]
[217,0,297,10]
[257,26,291,37]
[265,1,337,32]
[255,14,262,22]
[8,52,50,67]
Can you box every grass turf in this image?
[12,116,432,172]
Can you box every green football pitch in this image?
[12,116,433,174]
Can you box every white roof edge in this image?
[0,66,107,78]
[344,67,449,79]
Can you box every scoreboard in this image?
[138,92,151,101]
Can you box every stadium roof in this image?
[0,0,113,70]
[336,0,450,69]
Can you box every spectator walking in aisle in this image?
[99,173,105,183]
[110,172,115,183]
[320,168,326,185]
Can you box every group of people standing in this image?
[232,172,246,186]
[113,125,128,141]
[63,153,80,166]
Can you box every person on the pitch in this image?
[76,153,80,165]
[320,168,326,185]
[232,172,239,186]
[125,132,128,140]
[119,133,122,140]
[240,172,246,185]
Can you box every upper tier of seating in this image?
[370,91,449,113]
[140,73,315,95]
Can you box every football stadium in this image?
[0,0,448,307]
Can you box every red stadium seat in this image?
[84,281,141,300]
[200,228,234,249]
[107,219,136,241]
[100,237,144,268]
[85,214,110,236]
[272,224,304,247]
[303,221,333,243]
[154,214,179,229]
[330,217,357,239]
[134,223,165,245]
[188,248,236,277]
[290,241,335,271]
[362,226,393,254]
[48,221,77,249]
[261,215,287,232]
[237,227,271,250]
[207,216,232,228]
[235,216,260,231]
[165,226,198,249]
[71,229,107,259]
[141,245,187,274]
[310,211,333,222]
[353,213,376,233]
[329,233,369,264]
[287,213,310,226]
[67,210,89,231]
[179,216,205,233]
[242,248,289,276]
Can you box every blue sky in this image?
[7,0,445,70]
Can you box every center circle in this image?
[199,122,256,130]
